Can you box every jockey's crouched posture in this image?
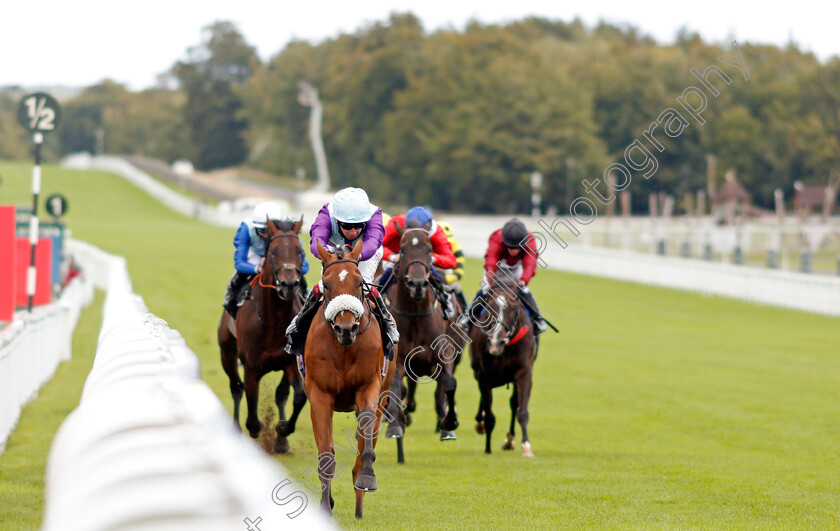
[223,202,309,318]
[377,206,459,320]
[455,218,547,337]
[285,187,400,360]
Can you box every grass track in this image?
[1,161,838,529]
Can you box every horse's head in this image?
[485,275,526,356]
[264,216,304,301]
[395,219,433,300]
[317,238,365,346]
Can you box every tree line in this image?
[2,15,838,213]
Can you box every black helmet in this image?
[501,218,528,247]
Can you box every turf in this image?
[0,160,838,529]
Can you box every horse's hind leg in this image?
[273,376,291,454]
[279,369,307,436]
[515,372,534,458]
[243,367,264,438]
[385,373,405,440]
[502,384,518,451]
[220,343,243,430]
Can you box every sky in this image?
[2,1,837,91]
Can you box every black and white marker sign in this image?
[17,92,62,133]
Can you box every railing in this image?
[43,240,330,529]
[0,267,93,453]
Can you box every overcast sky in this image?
[2,1,836,91]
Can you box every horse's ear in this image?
[266,216,280,235]
[350,237,363,260]
[394,220,405,236]
[292,215,303,235]
[316,240,331,263]
[423,219,431,232]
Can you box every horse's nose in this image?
[333,323,343,336]
[350,322,359,334]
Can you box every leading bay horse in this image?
[469,274,538,457]
[218,217,307,454]
[384,221,460,464]
[305,240,396,519]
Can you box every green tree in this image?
[172,21,258,170]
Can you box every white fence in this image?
[0,267,93,453]
[44,240,330,530]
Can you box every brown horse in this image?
[383,222,460,463]
[469,274,538,457]
[218,217,307,454]
[304,239,396,519]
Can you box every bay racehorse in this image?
[218,217,307,454]
[469,274,538,457]
[383,221,459,463]
[304,240,396,519]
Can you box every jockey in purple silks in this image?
[285,187,400,361]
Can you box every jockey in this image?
[378,206,458,319]
[437,220,468,311]
[223,201,309,318]
[455,218,547,336]
[285,187,400,360]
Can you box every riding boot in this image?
[368,287,399,361]
[518,287,547,335]
[430,275,456,320]
[223,272,249,319]
[284,286,322,357]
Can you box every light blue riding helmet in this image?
[332,187,377,223]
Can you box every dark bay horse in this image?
[384,222,459,463]
[304,240,396,519]
[469,275,538,457]
[218,217,307,454]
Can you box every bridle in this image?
[258,232,303,301]
[321,257,373,340]
[487,289,527,348]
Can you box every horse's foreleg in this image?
[479,381,495,454]
[353,386,384,519]
[440,368,459,434]
[285,372,308,433]
[384,371,405,441]
[516,371,534,458]
[502,384,518,451]
[308,388,336,516]
[243,367,264,438]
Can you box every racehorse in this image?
[383,221,459,464]
[469,274,538,457]
[218,217,307,454]
[304,239,396,519]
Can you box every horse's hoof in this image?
[276,420,292,437]
[521,441,534,458]
[475,421,485,435]
[440,430,457,441]
[354,474,377,492]
[274,437,291,455]
[246,420,264,439]
[501,432,515,451]
[386,423,403,439]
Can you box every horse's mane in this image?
[491,271,520,291]
[404,218,423,229]
[272,218,298,233]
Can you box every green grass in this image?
[0,290,104,530]
[1,160,839,529]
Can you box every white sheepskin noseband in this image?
[324,294,364,322]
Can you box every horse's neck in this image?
[255,285,297,322]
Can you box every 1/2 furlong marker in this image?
[16,92,62,311]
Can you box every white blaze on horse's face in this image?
[338,270,348,283]
[488,295,508,352]
[411,237,418,247]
